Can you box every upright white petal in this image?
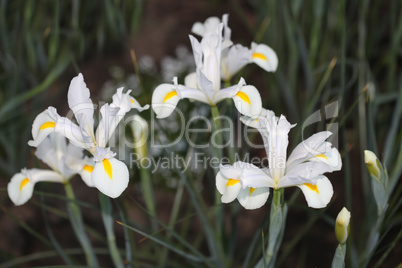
[91,157,129,198]
[237,187,270,210]
[297,176,333,208]
[95,103,120,148]
[28,107,59,147]
[250,43,278,72]
[191,16,221,37]
[67,73,95,140]
[221,44,250,81]
[266,114,294,183]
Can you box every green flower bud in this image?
[364,150,381,179]
[335,207,351,244]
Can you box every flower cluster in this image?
[8,74,148,203]
[151,14,278,119]
[218,110,341,209]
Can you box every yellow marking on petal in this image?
[235,91,251,105]
[252,53,267,61]
[130,98,134,103]
[20,178,30,191]
[315,154,328,160]
[163,91,178,103]
[83,165,94,173]
[226,179,239,187]
[249,187,256,194]
[103,159,113,180]
[304,183,319,194]
[39,122,55,131]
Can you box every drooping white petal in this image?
[216,171,241,203]
[250,43,278,72]
[177,84,211,104]
[28,107,59,147]
[8,168,65,206]
[129,97,150,112]
[307,147,342,172]
[219,162,243,179]
[91,157,129,198]
[221,44,251,81]
[239,165,275,189]
[34,134,60,171]
[213,78,246,104]
[286,131,332,168]
[151,83,181,119]
[232,85,262,117]
[8,171,35,206]
[54,116,89,150]
[237,187,270,210]
[78,158,95,187]
[297,176,333,209]
[67,73,95,140]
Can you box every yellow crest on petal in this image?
[83,165,94,173]
[249,187,256,194]
[39,122,55,131]
[252,53,267,61]
[304,183,319,194]
[315,154,328,160]
[20,178,30,191]
[103,159,113,180]
[235,91,251,105]
[226,179,239,187]
[163,91,178,103]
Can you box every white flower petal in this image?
[78,159,95,187]
[221,44,250,81]
[251,43,278,72]
[232,85,262,117]
[297,176,333,209]
[8,171,35,206]
[216,172,242,203]
[151,83,181,119]
[237,187,270,210]
[214,78,246,104]
[8,168,65,206]
[240,165,275,189]
[130,97,150,112]
[54,117,89,149]
[286,131,332,168]
[92,158,129,198]
[28,107,59,147]
[67,73,95,139]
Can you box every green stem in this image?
[211,105,224,257]
[64,182,98,267]
[331,243,347,268]
[257,188,287,268]
[99,193,124,268]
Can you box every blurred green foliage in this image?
[0,0,143,177]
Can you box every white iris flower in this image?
[8,133,94,206]
[217,111,341,209]
[27,73,149,198]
